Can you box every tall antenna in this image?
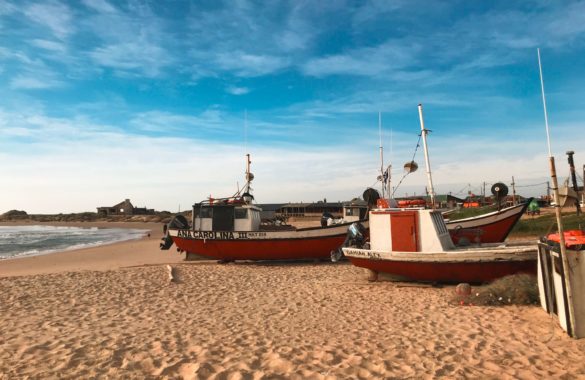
[244,109,248,154]
[538,49,552,157]
[418,104,435,208]
[379,111,385,198]
[538,47,575,336]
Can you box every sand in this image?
[2,223,585,378]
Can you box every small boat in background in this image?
[445,200,531,245]
[160,154,364,261]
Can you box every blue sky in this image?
[1,0,584,213]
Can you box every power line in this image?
[515,181,549,188]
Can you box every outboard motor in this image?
[321,212,334,227]
[331,222,367,262]
[160,214,190,250]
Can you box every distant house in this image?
[97,199,155,216]
[256,203,286,220]
[277,201,343,218]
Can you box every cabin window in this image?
[345,208,355,216]
[431,212,448,235]
[235,208,248,219]
[199,207,213,218]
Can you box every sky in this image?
[1,0,585,213]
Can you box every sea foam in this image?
[0,225,148,259]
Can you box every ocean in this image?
[0,225,149,260]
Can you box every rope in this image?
[392,134,422,197]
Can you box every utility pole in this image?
[566,151,581,215]
[483,181,486,205]
[546,181,551,204]
[511,176,517,205]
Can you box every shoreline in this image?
[0,221,184,278]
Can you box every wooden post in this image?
[549,157,576,336]
[511,176,517,206]
[566,151,581,215]
[538,48,576,337]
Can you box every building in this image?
[256,203,286,220]
[97,199,155,216]
[276,201,343,218]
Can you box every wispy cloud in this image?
[129,109,235,135]
[23,1,74,40]
[302,40,420,77]
[213,51,290,77]
[226,86,250,95]
[82,0,117,14]
[90,39,173,77]
[0,1,17,16]
[10,75,64,90]
[29,39,67,53]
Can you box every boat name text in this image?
[344,249,382,259]
[177,230,267,240]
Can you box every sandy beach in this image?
[2,223,585,378]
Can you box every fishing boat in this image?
[340,104,537,282]
[160,154,362,261]
[342,205,537,283]
[445,200,531,245]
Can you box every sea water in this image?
[0,225,149,260]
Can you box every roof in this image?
[256,203,286,212]
[280,202,343,208]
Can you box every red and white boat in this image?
[160,154,361,261]
[347,193,531,246]
[445,200,531,245]
[342,203,536,284]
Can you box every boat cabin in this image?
[342,200,368,222]
[192,203,262,232]
[369,208,455,253]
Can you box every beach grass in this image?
[511,211,585,237]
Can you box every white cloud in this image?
[0,107,583,214]
[226,86,250,95]
[0,1,17,16]
[82,0,117,14]
[129,109,232,133]
[214,51,290,77]
[302,39,421,77]
[10,75,63,89]
[23,1,73,40]
[90,40,173,77]
[30,39,67,53]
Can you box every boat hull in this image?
[446,201,530,244]
[344,246,537,283]
[169,224,350,261]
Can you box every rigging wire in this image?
[391,133,422,198]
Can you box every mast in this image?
[242,111,254,203]
[387,128,393,200]
[418,104,435,208]
[379,112,385,198]
[538,47,576,337]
